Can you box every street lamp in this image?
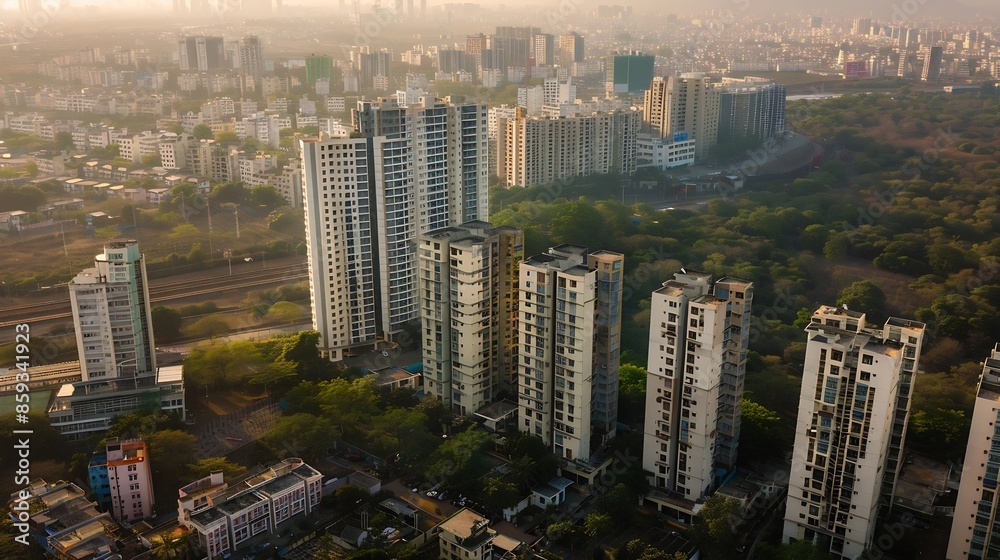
[224,249,232,276]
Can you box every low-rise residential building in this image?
[185,458,323,560]
[119,131,163,163]
[0,210,29,232]
[370,366,423,391]
[531,477,573,509]
[147,187,171,206]
[159,133,194,170]
[238,152,277,183]
[32,150,70,176]
[637,134,696,170]
[8,479,142,559]
[439,508,496,560]
[178,472,229,529]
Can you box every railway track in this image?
[0,263,308,328]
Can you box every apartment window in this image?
[823,378,839,404]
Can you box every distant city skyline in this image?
[2,0,999,16]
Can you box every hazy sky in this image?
[2,0,997,18]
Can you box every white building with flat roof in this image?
[186,458,322,560]
[643,271,752,516]
[517,245,623,461]
[103,437,155,522]
[499,109,639,187]
[419,222,522,416]
[782,306,923,559]
[439,508,496,560]
[947,343,1000,560]
[47,241,185,438]
[301,97,488,361]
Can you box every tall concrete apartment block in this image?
[499,109,639,187]
[70,240,156,381]
[240,36,264,91]
[50,241,185,438]
[517,245,623,461]
[302,97,488,361]
[419,222,523,416]
[642,74,721,163]
[718,81,787,143]
[782,306,924,560]
[642,271,753,503]
[558,33,585,69]
[947,344,1000,560]
[178,36,226,72]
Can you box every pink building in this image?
[105,438,155,522]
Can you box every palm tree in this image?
[150,530,193,560]
[508,455,539,493]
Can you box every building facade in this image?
[642,271,753,505]
[439,508,497,560]
[517,245,624,462]
[240,36,264,91]
[70,240,156,381]
[104,438,155,522]
[948,343,1000,560]
[637,134,696,170]
[499,109,639,187]
[178,36,226,72]
[186,459,323,560]
[558,33,585,69]
[718,81,787,143]
[48,241,185,438]
[301,97,488,361]
[419,222,523,416]
[782,306,924,560]
[606,52,655,94]
[642,74,721,163]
